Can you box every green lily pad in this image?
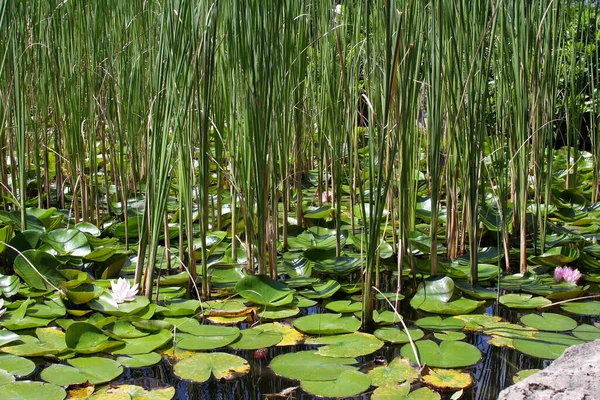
[257,305,300,320]
[412,276,454,303]
[498,294,552,309]
[306,332,383,358]
[41,229,91,257]
[411,294,484,315]
[2,328,67,357]
[110,320,149,339]
[41,356,123,385]
[229,327,282,349]
[373,327,424,344]
[325,300,363,313]
[175,324,240,350]
[113,329,172,355]
[89,384,175,400]
[298,279,341,299]
[372,383,441,400]
[173,352,249,383]
[415,316,465,332]
[0,274,20,298]
[529,246,580,267]
[0,355,36,377]
[561,301,600,315]
[512,369,541,383]
[1,301,54,330]
[452,314,502,331]
[13,250,66,291]
[0,370,15,385]
[520,313,577,332]
[421,368,473,390]
[454,282,498,300]
[65,322,120,354]
[368,357,419,386]
[293,313,361,335]
[433,331,466,341]
[234,275,294,306]
[0,330,20,347]
[269,351,358,381]
[314,257,361,275]
[301,370,371,398]
[513,332,585,359]
[572,323,600,342]
[304,206,332,220]
[373,310,405,325]
[401,340,481,368]
[156,299,200,317]
[0,381,66,400]
[116,352,162,368]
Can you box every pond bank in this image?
[498,339,600,400]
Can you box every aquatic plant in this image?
[554,266,583,284]
[0,298,5,318]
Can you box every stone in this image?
[498,339,600,400]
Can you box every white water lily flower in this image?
[0,298,5,318]
[110,278,139,303]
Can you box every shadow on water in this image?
[104,297,600,400]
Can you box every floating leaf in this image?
[116,352,162,368]
[293,313,360,335]
[41,356,123,386]
[112,329,172,355]
[175,324,240,351]
[301,370,371,398]
[561,300,600,315]
[520,313,577,332]
[89,293,150,317]
[89,384,175,400]
[325,300,362,313]
[234,275,294,306]
[306,332,383,358]
[314,257,361,275]
[453,314,502,332]
[299,279,341,299]
[513,332,585,359]
[401,340,481,368]
[173,352,249,383]
[454,282,498,300]
[372,383,440,400]
[412,276,454,303]
[433,331,466,341]
[0,370,15,385]
[13,250,66,291]
[0,330,20,347]
[374,327,424,344]
[65,322,119,354]
[0,355,36,377]
[415,316,465,332]
[572,323,600,342]
[257,305,299,320]
[41,229,91,257]
[421,368,473,391]
[229,327,282,350]
[269,351,357,381]
[498,293,552,309]
[529,246,580,267]
[253,322,305,346]
[512,369,540,383]
[0,274,20,298]
[411,294,484,315]
[0,381,66,400]
[367,357,418,386]
[156,299,200,317]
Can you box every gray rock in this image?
[498,339,600,400]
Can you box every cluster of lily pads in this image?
[0,204,599,399]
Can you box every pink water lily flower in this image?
[321,190,334,203]
[110,278,139,303]
[0,299,5,318]
[554,266,583,284]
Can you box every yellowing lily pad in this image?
[453,314,502,332]
[90,384,175,399]
[372,383,441,400]
[367,357,418,386]
[421,368,473,390]
[512,369,540,383]
[306,332,383,358]
[301,370,371,398]
[253,322,305,346]
[229,327,282,349]
[173,352,249,383]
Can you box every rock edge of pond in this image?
[497,339,600,400]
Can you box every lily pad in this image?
[257,305,300,320]
[512,369,541,383]
[415,316,465,332]
[306,332,383,358]
[325,300,363,313]
[301,370,371,398]
[411,294,484,315]
[373,327,424,344]
[175,324,240,350]
[372,383,441,400]
[561,301,600,315]
[253,322,305,346]
[234,275,294,306]
[520,313,577,332]
[41,229,91,257]
[401,340,481,368]
[314,257,361,275]
[116,352,162,368]
[89,384,175,400]
[229,327,282,349]
[572,323,600,342]
[0,355,36,377]
[0,381,66,400]
[433,331,466,341]
[41,356,123,386]
[0,330,20,347]
[498,294,552,309]
[421,368,473,390]
[293,313,361,335]
[269,351,357,381]
[173,352,249,383]
[367,357,419,386]
[89,293,150,317]
[513,332,585,359]
[13,250,66,291]
[298,279,341,299]
[112,329,172,355]
[65,322,120,354]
